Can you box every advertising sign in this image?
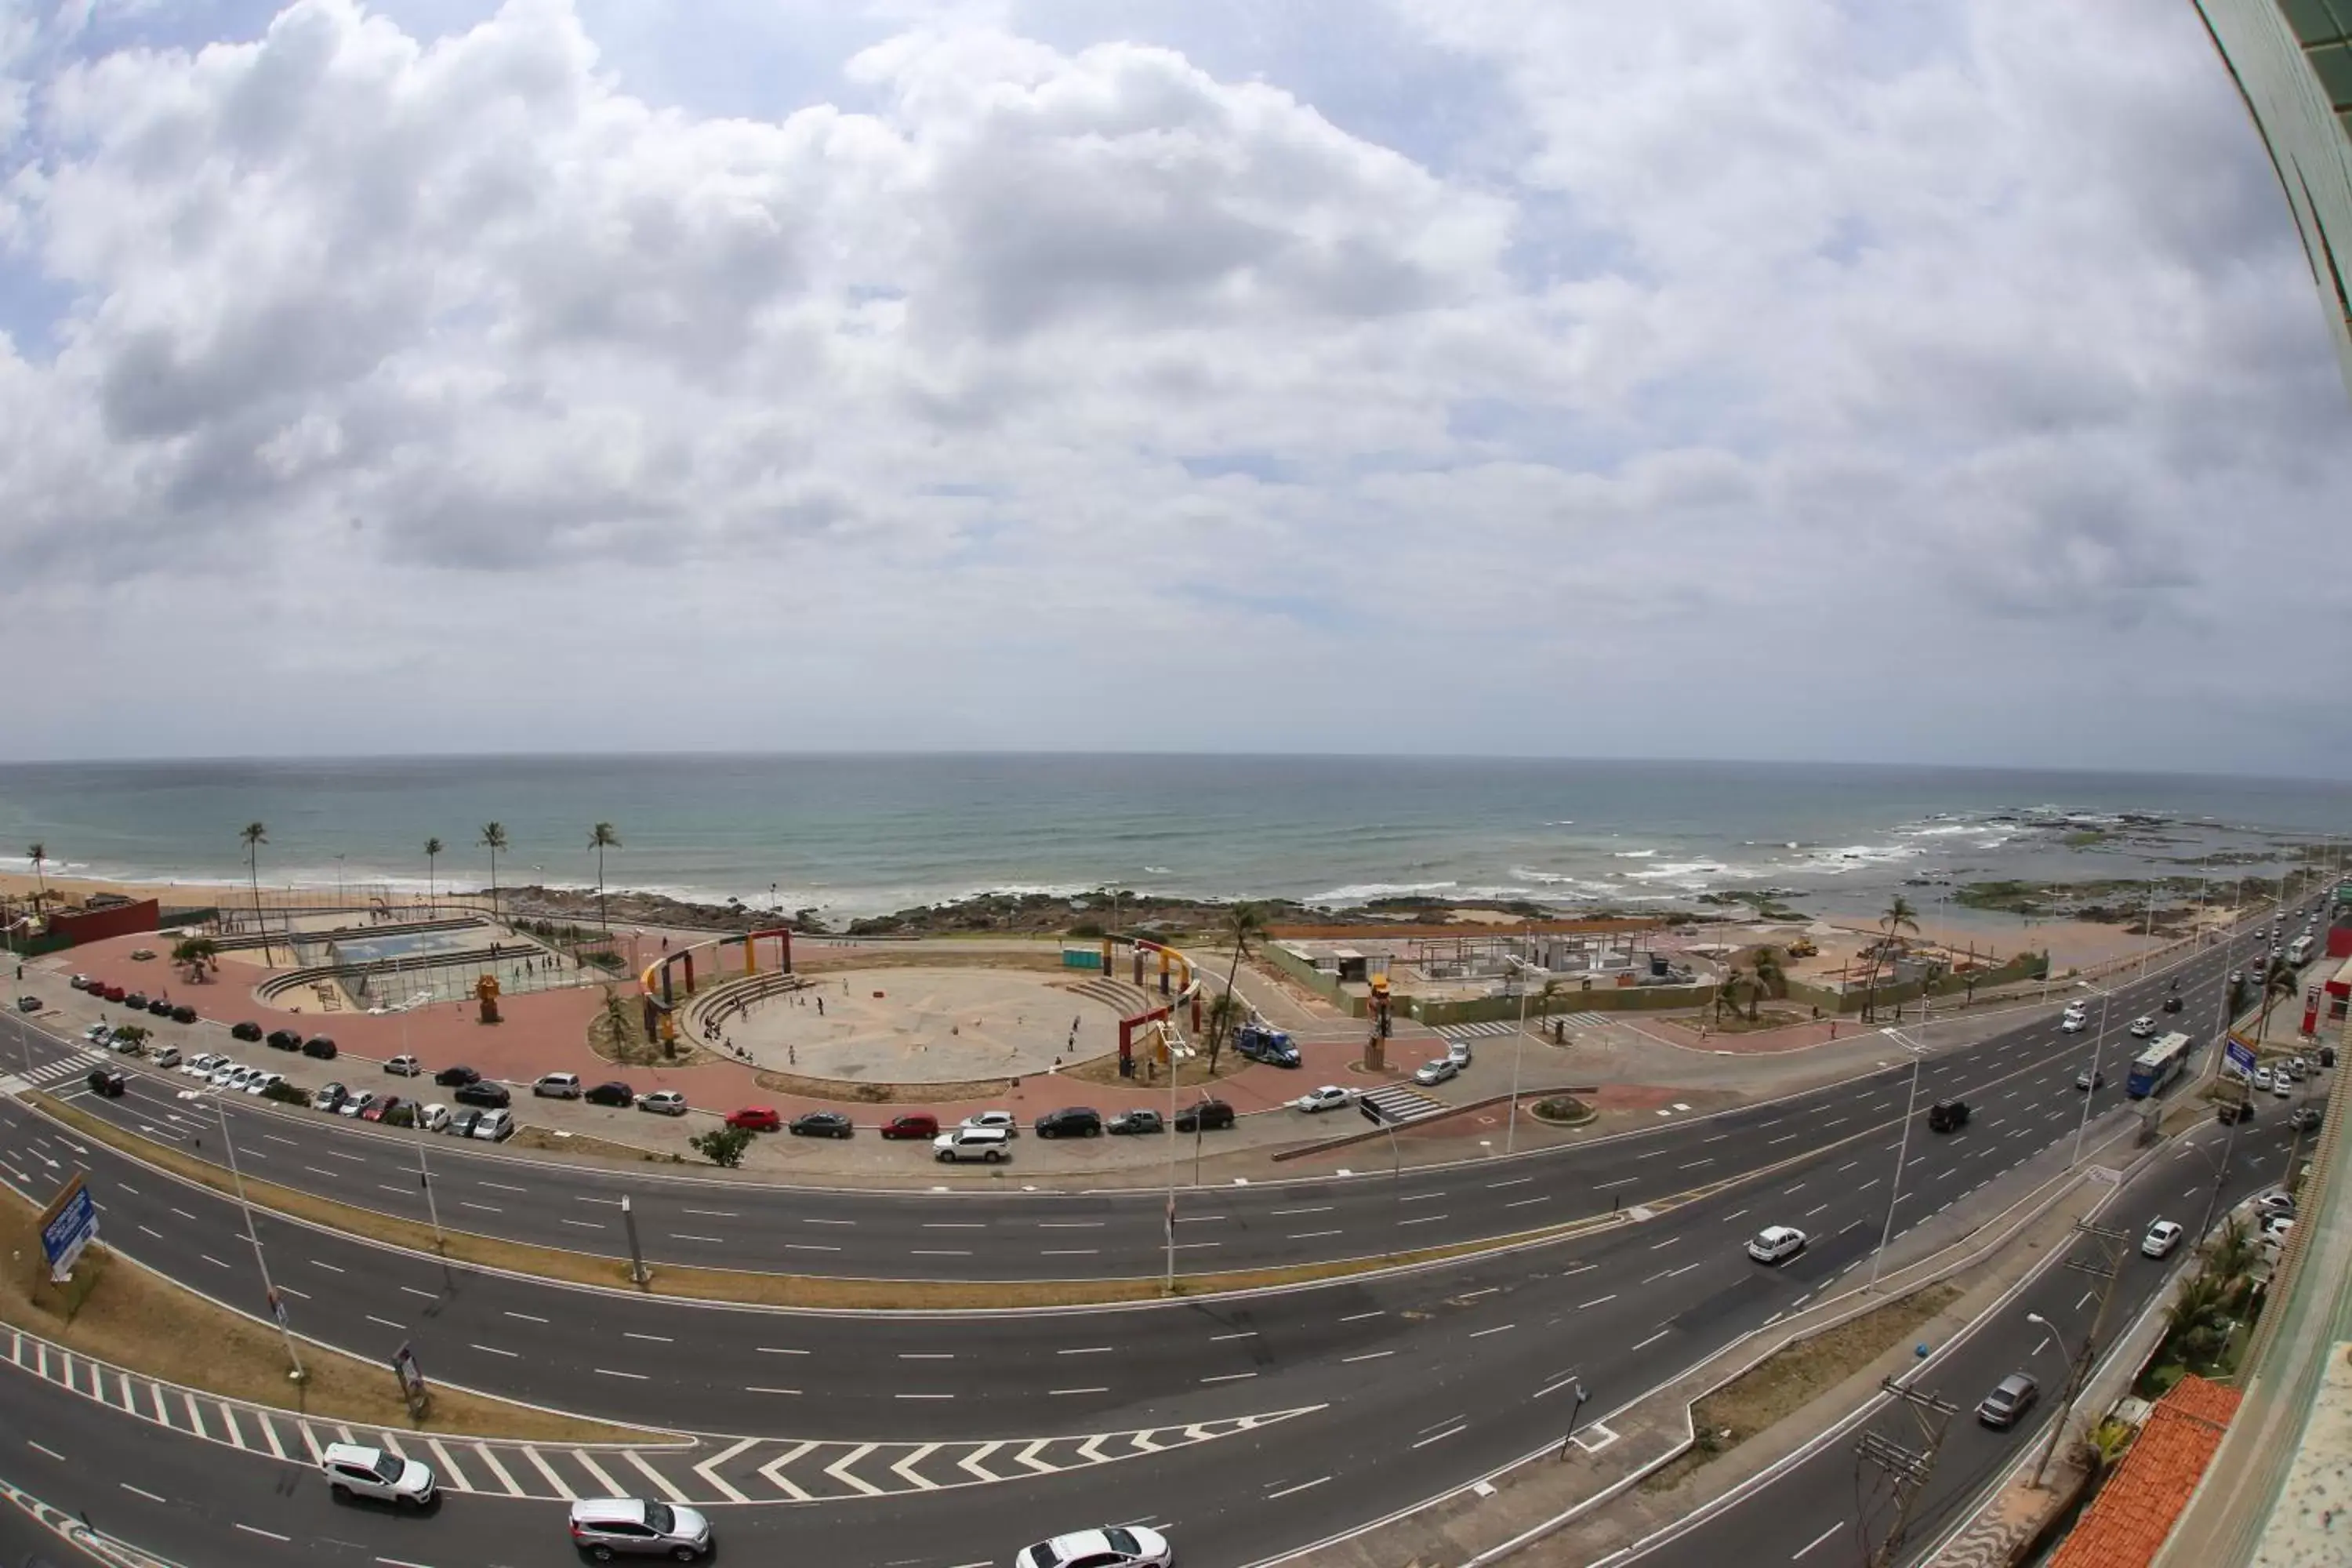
[37,1174,96,1283]
[2225,1038,2259,1078]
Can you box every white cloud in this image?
[0,0,2343,771]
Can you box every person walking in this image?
[816,996,824,1018]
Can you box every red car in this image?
[725,1106,782,1132]
[102,984,127,1003]
[361,1094,400,1123]
[880,1113,940,1141]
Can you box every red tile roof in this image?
[2049,1374,2243,1568]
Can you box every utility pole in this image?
[1856,1376,1961,1568]
[2031,1219,2134,1490]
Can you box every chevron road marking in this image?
[624,1449,694,1506]
[691,1436,758,1504]
[891,1443,942,1492]
[571,1449,626,1498]
[521,1446,575,1500]
[472,1444,525,1497]
[824,1443,886,1497]
[957,1441,1005,1483]
[1014,1438,1059,1475]
[1130,1428,1167,1454]
[1075,1433,1116,1465]
[759,1439,822,1502]
[425,1439,470,1492]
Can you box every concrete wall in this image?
[1786,951,2047,1017]
[1409,982,1714,1027]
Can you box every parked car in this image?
[313,1082,348,1112]
[434,1064,481,1087]
[470,1109,515,1142]
[447,1108,483,1138]
[384,1054,423,1076]
[16,994,42,1014]
[639,1090,688,1116]
[564,1497,712,1561]
[1414,1057,1461,1087]
[2141,1219,2184,1258]
[1976,1372,2039,1429]
[100,984,125,1003]
[2255,1190,2298,1222]
[169,1004,198,1025]
[230,1021,263,1042]
[1927,1099,1970,1131]
[959,1110,1018,1137]
[789,1110,853,1138]
[2286,1057,2310,1081]
[2271,1072,2293,1099]
[68,974,91,991]
[361,1094,400,1123]
[880,1113,940,1140]
[266,1029,302,1051]
[416,1102,452,1133]
[532,1072,582,1099]
[1445,1037,1474,1065]
[322,1440,437,1509]
[2216,1097,2256,1126]
[150,1045,180,1069]
[1107,1109,1164,1135]
[86,1067,126,1098]
[2252,1067,2275,1093]
[1174,1099,1235,1132]
[2128,1016,2157,1039]
[934,1127,1011,1163]
[1747,1225,1807,1264]
[1293,1085,1356,1113]
[2263,1215,2296,1243]
[124,993,149,1011]
[220,1065,255,1091]
[302,1035,339,1060]
[453,1081,510,1109]
[726,1106,782,1132]
[338,1091,377,1119]
[1034,1106,1103,1138]
[146,997,174,1017]
[585,1081,636,1108]
[1015,1525,1171,1568]
[82,1024,113,1045]
[245,1071,285,1097]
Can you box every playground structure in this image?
[641,926,796,1044]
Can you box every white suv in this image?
[2060,1007,2087,1033]
[321,1441,436,1507]
[935,1127,1012,1163]
[2128,1016,2157,1039]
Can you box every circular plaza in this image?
[717,966,1138,1085]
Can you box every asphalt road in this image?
[1619,1102,2304,1568]
[7,913,2278,1285]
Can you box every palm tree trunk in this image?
[597,847,608,930]
[1209,946,1246,1073]
[249,856,270,965]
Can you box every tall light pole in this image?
[2071,979,2115,1166]
[208,1091,304,1382]
[333,855,347,910]
[1869,1027,1927,1290]
[401,1008,445,1254]
[1504,953,1537,1156]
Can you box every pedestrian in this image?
[789,1043,797,1066]
[816,996,824,1018]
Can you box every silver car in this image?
[565,1497,713,1561]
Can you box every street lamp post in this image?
[2071,979,2115,1166]
[401,1009,445,1254]
[1869,1027,1927,1291]
[1504,953,1537,1156]
[334,855,346,910]
[209,1091,304,1381]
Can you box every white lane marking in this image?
[681,1207,737,1218]
[1267,1475,1330,1500]
[1341,1311,1385,1322]
[1058,1346,1115,1356]
[1272,1206,1332,1216]
[234,1524,291,1542]
[470,1343,518,1358]
[1487,1177,1533,1189]
[478,1180,528,1192]
[757,1347,809,1356]
[505,1312,549,1324]
[1578,1294,1617,1310]
[1410,1424,1467,1448]
[594,1368,649,1381]
[459,1201,501,1214]
[1287,1230,1342,1240]
[1200,1371,1258,1384]
[1051,1387,1109,1396]
[1792,1523,1842,1559]
[1341,1350,1394,1363]
[1632,1328,1670,1351]
[120,1483,166,1503]
[1468,1324,1515,1339]
[399,1287,434,1300]
[623,1333,672,1344]
[670,1233,724,1243]
[365,1315,404,1330]
[1507,1196,1551,1207]
[27,1440,63,1461]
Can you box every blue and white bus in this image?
[2127,1031,2194,1098]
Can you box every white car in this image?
[321,1441,436,1508]
[1748,1225,1808,1265]
[384,1054,423,1077]
[1414,1057,1461,1087]
[244,1071,284,1097]
[416,1102,452,1132]
[2270,1072,2293,1099]
[1446,1037,1474,1065]
[2263,1215,2296,1243]
[2141,1220,2183,1258]
[934,1127,1011,1163]
[469,1109,515,1141]
[182,1052,222,1077]
[2252,1067,2274,1093]
[2060,1010,2087,1034]
[81,1023,112,1045]
[2255,1190,2296,1221]
[1293,1085,1356,1113]
[212,1064,246,1090]
[1016,1525,1173,1568]
[150,1045,181,1069]
[959,1110,1018,1137]
[2128,1016,2157,1039]
[639,1090,688,1116]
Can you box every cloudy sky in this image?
[2,0,2347,773]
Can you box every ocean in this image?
[0,754,2343,929]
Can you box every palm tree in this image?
[1202,991,1241,1072]
[1535,976,1563,1033]
[171,935,219,982]
[423,837,444,916]
[1204,902,1267,1073]
[479,823,508,922]
[589,822,621,929]
[1862,896,1922,1022]
[1749,947,1785,1022]
[2207,1217,2259,1286]
[24,843,48,912]
[1715,967,1748,1024]
[240,822,271,963]
[2164,1269,2234,1370]
[2258,956,2299,1045]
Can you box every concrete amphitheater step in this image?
[1071,977,1154,1014]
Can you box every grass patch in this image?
[510,1125,686,1163]
[35,1093,1621,1308]
[587,1003,722,1071]
[1697,1007,1808,1036]
[750,1069,1013,1105]
[0,1185,656,1443]
[1644,1283,1962,1494]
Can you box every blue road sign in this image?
[39,1176,96,1282]
[2225,1038,2259,1077]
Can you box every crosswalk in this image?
[2,1326,1322,1504]
[1437,1011,1614,1041]
[5,1049,106,1090]
[1359,1083,1446,1124]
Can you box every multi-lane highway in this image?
[0,895,2321,1567]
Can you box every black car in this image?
[146,997,175,1016]
[1927,1099,1970,1132]
[789,1110,855,1139]
[2162,995,2183,1013]
[453,1080,510,1109]
[86,1067,126,1098]
[169,1004,198,1025]
[1034,1106,1104,1138]
[1107,1109,1164,1135]
[447,1108,483,1138]
[302,1036,339,1060]
[584,1080,635,1108]
[231,1022,264,1042]
[124,993,149,1011]
[1174,1099,1236,1132]
[266,1029,302,1051]
[434,1064,481,1087]
[15,995,40,1013]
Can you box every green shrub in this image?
[690,1125,755,1169]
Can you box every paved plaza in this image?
[724,965,1134,1083]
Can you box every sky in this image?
[1,0,2347,773]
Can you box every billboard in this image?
[38,1174,97,1283]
